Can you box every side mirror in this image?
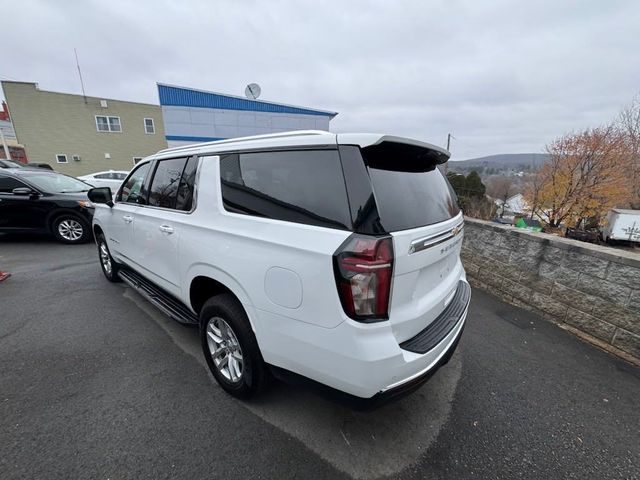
[88,187,114,207]
[12,187,36,196]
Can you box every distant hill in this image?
[449,153,549,175]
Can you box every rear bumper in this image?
[364,311,466,408]
[258,280,471,404]
[270,304,467,410]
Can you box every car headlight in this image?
[77,200,95,208]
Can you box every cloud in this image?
[2,0,638,159]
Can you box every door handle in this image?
[159,224,174,234]
[123,215,133,224]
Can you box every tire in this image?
[200,294,269,399]
[51,214,91,244]
[96,233,121,282]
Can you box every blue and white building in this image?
[157,84,338,148]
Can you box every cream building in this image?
[1,81,167,176]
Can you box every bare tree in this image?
[525,126,632,228]
[524,171,546,220]
[486,177,517,218]
[617,94,640,207]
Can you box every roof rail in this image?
[157,130,331,154]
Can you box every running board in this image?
[118,269,198,325]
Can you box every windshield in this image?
[23,173,92,193]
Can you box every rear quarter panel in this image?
[178,156,352,332]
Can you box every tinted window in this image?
[94,173,111,179]
[362,143,459,232]
[338,146,384,234]
[220,150,351,230]
[148,158,188,209]
[0,176,27,193]
[175,157,198,211]
[114,173,128,180]
[119,163,150,204]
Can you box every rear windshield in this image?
[362,143,460,232]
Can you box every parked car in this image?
[0,168,95,243]
[0,159,55,170]
[602,208,640,244]
[78,170,129,194]
[565,226,600,243]
[89,131,469,408]
[0,159,27,168]
[28,162,54,170]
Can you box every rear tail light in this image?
[333,235,394,322]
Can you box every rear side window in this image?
[362,142,460,232]
[148,157,188,209]
[219,150,351,230]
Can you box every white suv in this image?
[89,131,469,408]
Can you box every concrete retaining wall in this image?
[461,218,640,359]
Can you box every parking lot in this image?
[1,235,639,480]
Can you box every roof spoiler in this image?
[361,139,450,172]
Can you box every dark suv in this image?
[0,169,95,243]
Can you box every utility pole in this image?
[444,133,453,174]
[74,48,87,104]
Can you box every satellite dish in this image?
[245,83,261,100]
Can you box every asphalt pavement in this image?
[1,233,638,480]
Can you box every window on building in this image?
[0,175,28,193]
[148,157,189,209]
[96,116,109,132]
[133,157,143,165]
[219,150,351,230]
[108,117,121,132]
[56,154,68,164]
[144,118,155,134]
[96,116,122,133]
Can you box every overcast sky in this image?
[2,0,639,159]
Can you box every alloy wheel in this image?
[58,219,83,241]
[99,242,112,275]
[206,316,244,383]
